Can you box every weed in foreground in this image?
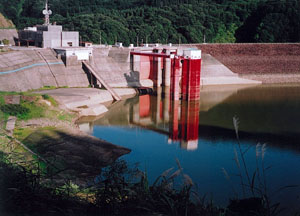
[92,159,223,216]
[223,116,298,216]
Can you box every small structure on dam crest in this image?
[18,0,79,48]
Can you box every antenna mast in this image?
[43,0,52,25]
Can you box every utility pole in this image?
[42,0,52,25]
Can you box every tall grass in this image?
[92,158,224,216]
[223,116,298,216]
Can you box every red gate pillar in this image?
[170,57,182,101]
[163,50,171,86]
[181,50,201,101]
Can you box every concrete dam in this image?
[0,45,260,93]
[0,47,134,92]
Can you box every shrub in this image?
[2,39,9,45]
[42,94,58,107]
[0,104,29,118]
[42,94,50,100]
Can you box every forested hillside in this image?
[0,0,299,45]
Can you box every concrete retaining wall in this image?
[0,46,144,92]
[0,49,89,91]
[0,29,18,45]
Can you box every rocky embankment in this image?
[197,43,300,83]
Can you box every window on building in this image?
[67,42,73,47]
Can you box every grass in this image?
[32,86,69,92]
[0,94,10,129]
[0,150,95,216]
[44,95,58,107]
[15,126,56,150]
[0,104,30,119]
[0,27,15,29]
[0,95,5,105]
[0,91,72,123]
[0,91,18,96]
[58,113,74,121]
[36,86,57,91]
[13,127,35,141]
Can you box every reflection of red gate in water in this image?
[139,95,150,117]
[136,92,200,150]
[180,100,200,142]
[169,100,200,150]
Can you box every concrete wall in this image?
[43,31,61,48]
[20,25,78,48]
[47,25,63,32]
[62,32,79,47]
[0,46,150,92]
[66,49,91,60]
[0,49,89,91]
[91,47,141,87]
[0,29,18,45]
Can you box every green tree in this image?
[213,23,237,43]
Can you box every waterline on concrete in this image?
[0,62,64,75]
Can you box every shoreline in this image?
[239,73,300,84]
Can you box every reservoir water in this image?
[79,84,300,213]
